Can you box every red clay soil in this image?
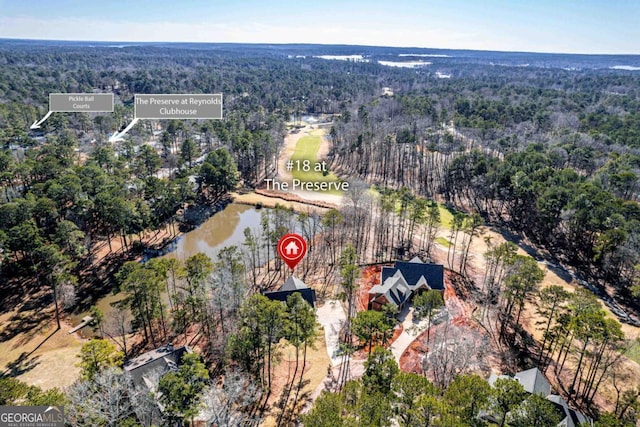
[400,337,428,374]
[358,265,383,311]
[443,270,478,328]
[349,265,404,357]
[388,324,404,350]
[400,270,500,378]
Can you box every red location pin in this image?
[277,233,307,270]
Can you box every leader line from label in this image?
[110,93,223,143]
[31,93,114,129]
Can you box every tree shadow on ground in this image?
[26,326,60,357]
[0,302,52,345]
[275,378,311,426]
[72,250,137,315]
[1,326,59,378]
[0,268,43,317]
[1,352,41,378]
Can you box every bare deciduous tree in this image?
[66,368,156,427]
[57,279,77,310]
[202,372,262,427]
[102,307,132,357]
[422,323,486,389]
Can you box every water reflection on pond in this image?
[71,203,266,337]
[163,203,263,262]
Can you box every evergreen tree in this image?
[77,339,124,381]
[158,353,209,426]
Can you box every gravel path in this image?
[316,300,347,366]
[389,308,431,363]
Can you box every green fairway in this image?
[363,186,457,229]
[290,134,344,194]
[292,135,322,161]
[438,204,455,229]
[435,237,452,247]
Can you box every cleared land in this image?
[426,222,640,411]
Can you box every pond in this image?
[162,203,264,262]
[70,203,267,337]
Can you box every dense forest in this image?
[1,39,640,426]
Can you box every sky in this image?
[0,0,638,54]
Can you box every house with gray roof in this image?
[514,367,552,396]
[368,269,413,310]
[485,368,591,427]
[381,257,445,291]
[264,275,316,307]
[123,343,191,390]
[123,344,210,425]
[368,258,445,310]
[547,394,592,427]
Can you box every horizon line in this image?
[2,37,640,57]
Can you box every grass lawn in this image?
[262,325,330,426]
[626,339,640,365]
[438,204,455,229]
[290,135,344,194]
[369,186,456,229]
[0,306,83,390]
